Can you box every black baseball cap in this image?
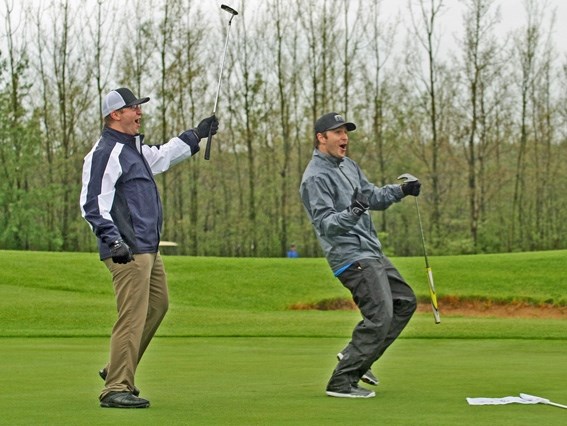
[314,112,356,134]
[102,87,150,117]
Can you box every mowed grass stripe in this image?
[1,250,566,424]
[3,250,567,309]
[0,337,565,425]
[1,250,565,339]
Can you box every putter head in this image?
[221,4,238,15]
[398,173,419,183]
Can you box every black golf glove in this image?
[178,115,219,155]
[350,188,369,217]
[401,180,421,197]
[109,240,134,264]
[195,115,219,139]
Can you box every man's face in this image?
[110,105,143,135]
[317,125,349,159]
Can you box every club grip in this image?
[204,127,213,160]
[426,268,441,324]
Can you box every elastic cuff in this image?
[178,130,200,155]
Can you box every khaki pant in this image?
[100,253,168,400]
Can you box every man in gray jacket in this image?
[300,112,420,398]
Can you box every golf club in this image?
[204,4,238,160]
[519,393,567,409]
[398,173,441,324]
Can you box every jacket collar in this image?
[313,148,344,166]
[102,127,145,145]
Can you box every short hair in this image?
[103,109,124,127]
[314,131,327,148]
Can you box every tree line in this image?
[1,0,566,258]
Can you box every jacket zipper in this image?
[338,164,356,192]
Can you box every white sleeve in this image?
[142,137,193,175]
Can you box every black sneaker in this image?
[336,353,380,386]
[100,391,150,408]
[99,368,141,397]
[360,370,379,386]
[326,384,376,399]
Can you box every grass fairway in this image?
[1,337,565,425]
[1,250,566,425]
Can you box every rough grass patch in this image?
[289,297,356,311]
[289,295,567,318]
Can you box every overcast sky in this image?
[205,0,567,56]
[3,0,566,62]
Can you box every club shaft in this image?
[520,393,567,408]
[427,268,441,323]
[212,19,233,114]
[415,198,440,323]
[415,198,429,268]
[548,401,567,409]
[205,15,234,161]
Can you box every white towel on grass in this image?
[467,393,567,409]
[466,396,537,406]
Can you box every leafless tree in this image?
[406,0,450,246]
[457,0,504,249]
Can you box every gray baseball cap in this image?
[102,87,150,117]
[314,112,356,134]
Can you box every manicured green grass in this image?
[4,250,567,307]
[1,250,565,338]
[0,337,565,425]
[1,250,566,424]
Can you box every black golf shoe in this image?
[99,368,141,397]
[360,370,379,386]
[326,384,376,399]
[336,352,380,386]
[100,391,150,408]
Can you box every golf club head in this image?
[221,4,238,15]
[397,173,419,183]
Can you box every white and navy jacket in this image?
[80,127,198,260]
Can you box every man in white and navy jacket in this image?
[80,87,218,409]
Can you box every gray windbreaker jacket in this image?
[300,149,404,274]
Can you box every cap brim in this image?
[326,122,356,132]
[127,97,150,108]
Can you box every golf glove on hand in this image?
[350,188,369,217]
[109,240,134,264]
[195,115,219,139]
[401,180,421,197]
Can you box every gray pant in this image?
[327,257,416,391]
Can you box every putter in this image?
[398,173,441,324]
[520,393,567,409]
[204,4,238,160]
